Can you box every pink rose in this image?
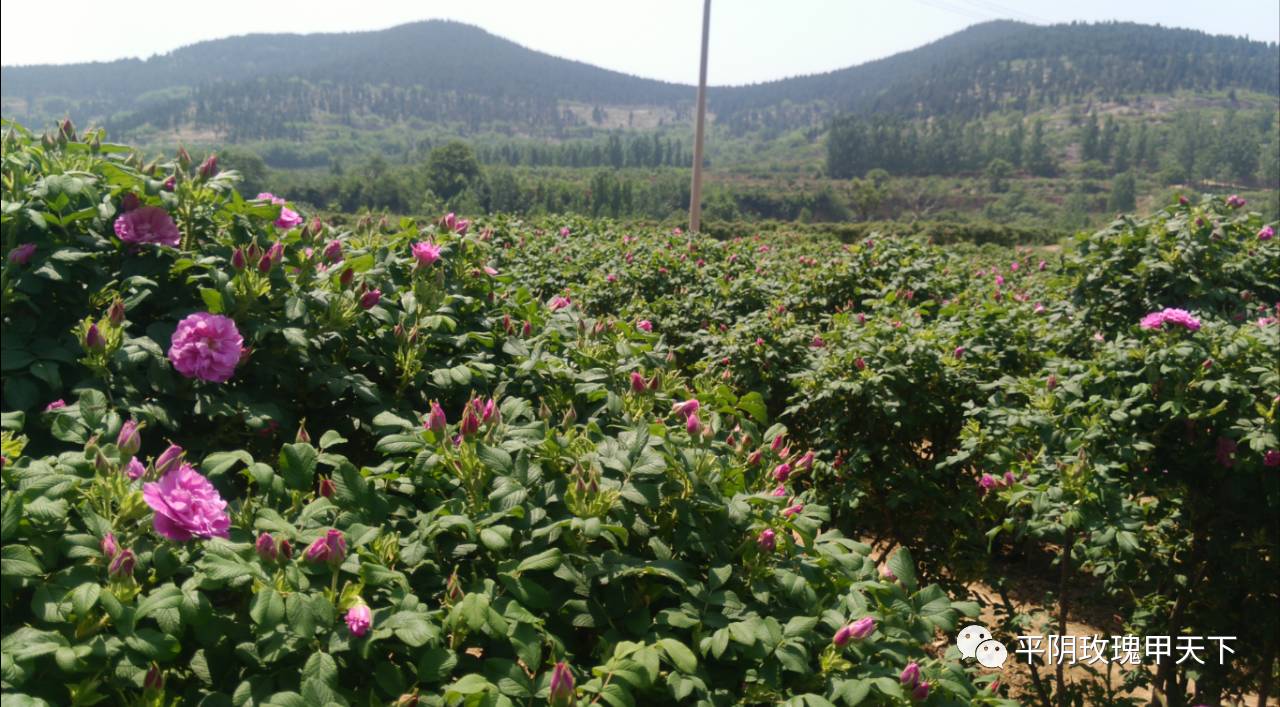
[345,604,372,637]
[168,313,244,382]
[114,206,180,247]
[412,241,442,267]
[143,463,230,541]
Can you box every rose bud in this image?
[116,420,142,456]
[255,532,277,562]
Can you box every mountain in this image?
[709,21,1279,133]
[3,19,1277,142]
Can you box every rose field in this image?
[1,122,1277,706]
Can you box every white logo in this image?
[975,639,1009,668]
[956,624,1007,669]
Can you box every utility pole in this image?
[689,0,710,232]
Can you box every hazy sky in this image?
[2,0,1277,86]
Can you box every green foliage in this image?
[426,142,482,203]
[2,123,1007,706]
[491,191,1278,703]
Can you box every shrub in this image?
[2,124,995,706]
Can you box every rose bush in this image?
[486,190,1278,703]
[2,123,1000,706]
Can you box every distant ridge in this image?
[3,19,1276,140]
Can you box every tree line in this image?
[827,108,1279,186]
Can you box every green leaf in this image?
[200,288,224,314]
[887,547,918,591]
[278,443,318,491]
[250,589,285,627]
[384,611,435,647]
[1,545,42,577]
[135,584,182,624]
[657,638,697,673]
[515,548,561,574]
[69,582,101,616]
[124,628,181,660]
[301,651,338,688]
[417,647,458,682]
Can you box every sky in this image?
[2,0,1277,86]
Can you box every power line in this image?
[909,0,996,23]
[954,0,1048,24]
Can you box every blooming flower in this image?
[168,313,244,382]
[276,206,302,229]
[235,197,298,230]
[305,528,347,566]
[114,206,181,247]
[549,662,575,707]
[117,420,142,456]
[345,604,372,637]
[978,473,999,493]
[143,463,230,541]
[879,564,897,581]
[630,371,647,394]
[1160,308,1201,331]
[8,243,36,265]
[637,319,653,332]
[412,241,442,267]
[1226,194,1246,208]
[1140,308,1201,332]
[771,486,788,497]
[125,457,146,480]
[1259,225,1275,241]
[559,227,571,238]
[757,528,777,552]
[549,296,572,311]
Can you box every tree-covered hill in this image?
[3,19,1276,141]
[710,21,1279,133]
